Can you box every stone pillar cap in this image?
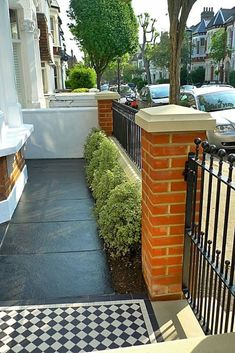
[135,104,216,132]
[95,91,120,100]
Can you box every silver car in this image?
[179,87,235,150]
[137,84,170,109]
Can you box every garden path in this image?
[0,159,113,305]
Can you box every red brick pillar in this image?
[95,91,120,135]
[135,105,216,300]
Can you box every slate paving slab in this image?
[0,251,113,301]
[0,159,113,304]
[0,221,102,255]
[21,182,91,201]
[12,199,95,223]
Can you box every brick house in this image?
[190,7,235,83]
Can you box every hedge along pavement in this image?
[84,129,141,258]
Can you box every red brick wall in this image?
[0,150,25,201]
[141,130,206,300]
[97,100,113,135]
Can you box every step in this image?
[99,332,235,353]
[151,300,205,341]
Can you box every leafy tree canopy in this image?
[69,0,138,88]
[152,32,171,69]
[152,31,192,70]
[210,29,229,65]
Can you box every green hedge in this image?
[72,88,89,93]
[84,129,106,164]
[229,71,235,87]
[84,129,141,258]
[69,65,96,90]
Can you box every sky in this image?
[57,0,235,61]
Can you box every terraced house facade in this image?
[191,6,235,82]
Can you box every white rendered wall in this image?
[49,93,98,108]
[0,0,23,127]
[22,107,98,158]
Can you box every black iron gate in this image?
[183,138,235,335]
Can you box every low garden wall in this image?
[49,93,98,108]
[22,107,98,159]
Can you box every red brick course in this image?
[97,100,113,135]
[141,129,207,300]
[0,150,25,201]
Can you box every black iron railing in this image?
[112,101,141,170]
[183,139,235,335]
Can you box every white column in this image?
[0,0,22,127]
[20,19,46,108]
[0,111,4,144]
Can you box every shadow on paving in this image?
[0,159,114,305]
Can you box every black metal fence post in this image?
[112,101,141,170]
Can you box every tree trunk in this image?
[169,41,181,104]
[96,71,102,90]
[168,0,197,104]
[144,58,151,84]
[220,60,224,83]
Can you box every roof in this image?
[207,8,235,28]
[184,87,235,96]
[193,19,208,34]
[51,0,60,9]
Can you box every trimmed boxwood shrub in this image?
[86,138,118,186]
[98,181,141,258]
[91,139,119,194]
[84,129,141,258]
[84,129,106,164]
[93,166,125,215]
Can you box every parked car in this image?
[110,85,138,108]
[201,83,233,88]
[101,83,109,91]
[137,84,170,109]
[181,84,196,91]
[179,87,235,150]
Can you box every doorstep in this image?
[98,332,235,353]
[151,299,205,341]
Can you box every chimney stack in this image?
[201,6,214,22]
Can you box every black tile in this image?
[0,251,113,301]
[109,294,133,300]
[0,221,102,254]
[27,170,87,185]
[21,182,91,202]
[12,199,95,223]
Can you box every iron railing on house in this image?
[183,138,235,335]
[112,101,141,170]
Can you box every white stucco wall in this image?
[22,107,98,158]
[49,93,98,108]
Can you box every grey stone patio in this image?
[0,159,114,305]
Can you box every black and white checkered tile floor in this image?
[0,299,159,352]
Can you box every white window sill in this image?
[0,124,34,157]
